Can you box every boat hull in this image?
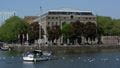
[23,57,48,62]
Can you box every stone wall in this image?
[102,36,120,45]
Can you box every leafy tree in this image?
[61,23,74,44]
[97,16,113,35]
[28,22,39,43]
[47,25,61,44]
[0,16,29,43]
[84,22,97,44]
[111,19,120,36]
[28,22,46,44]
[97,25,104,44]
[71,21,84,44]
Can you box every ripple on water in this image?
[115,58,119,61]
[78,57,80,59]
[62,57,65,60]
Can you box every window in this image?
[89,17,92,20]
[71,15,74,19]
[52,22,54,25]
[92,17,96,20]
[85,17,88,20]
[48,22,50,25]
[56,22,58,25]
[47,17,50,19]
[52,17,54,19]
[64,17,66,19]
[56,17,58,19]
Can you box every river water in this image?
[0,51,120,68]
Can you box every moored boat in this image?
[23,50,51,62]
[0,46,9,51]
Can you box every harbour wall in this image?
[8,44,120,54]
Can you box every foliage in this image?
[61,23,73,38]
[1,15,120,45]
[61,22,74,44]
[47,25,61,43]
[71,21,84,44]
[97,16,120,36]
[0,16,29,43]
[28,22,39,43]
[84,22,97,43]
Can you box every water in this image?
[0,51,120,68]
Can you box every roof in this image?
[48,8,92,13]
[49,8,81,12]
[24,16,39,20]
[33,8,94,22]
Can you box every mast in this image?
[38,6,42,45]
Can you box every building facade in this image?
[33,8,97,45]
[39,8,96,27]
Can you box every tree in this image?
[28,22,46,44]
[84,22,97,44]
[0,16,29,43]
[61,23,74,44]
[97,25,104,44]
[28,22,39,44]
[97,16,113,35]
[111,19,120,36]
[47,25,61,45]
[71,21,84,44]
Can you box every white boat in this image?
[0,46,9,51]
[43,51,52,56]
[23,50,50,62]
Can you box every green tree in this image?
[61,23,74,44]
[0,16,29,43]
[97,25,104,44]
[97,16,113,35]
[111,19,120,35]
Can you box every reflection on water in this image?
[0,51,120,68]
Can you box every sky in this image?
[0,0,120,22]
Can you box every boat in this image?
[0,46,9,51]
[23,50,51,62]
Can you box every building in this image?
[24,16,39,24]
[35,8,96,27]
[33,8,97,45]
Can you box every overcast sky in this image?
[0,0,120,20]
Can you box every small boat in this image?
[23,50,51,62]
[43,51,52,56]
[0,46,9,51]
